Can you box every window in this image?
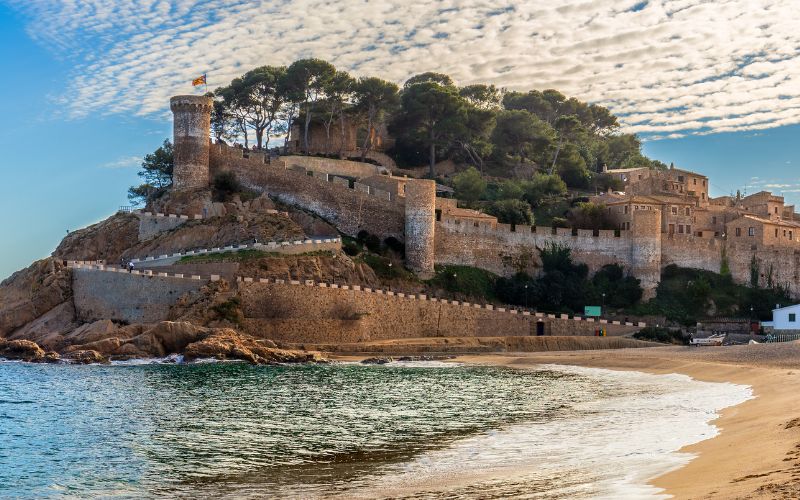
[736,227,742,237]
[685,207,690,216]
[791,231,794,240]
[712,216,717,225]
[693,178,697,185]
[678,225,684,234]
[624,205,629,214]
[638,174,642,180]
[703,180,706,187]
[775,207,779,214]
[776,228,779,238]
[790,313,796,322]
[702,193,706,200]
[671,207,678,215]
[748,227,755,237]
[678,175,685,182]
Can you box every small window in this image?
[671,207,678,215]
[685,207,690,216]
[702,193,706,200]
[736,227,742,237]
[712,216,717,225]
[775,207,779,214]
[776,228,779,237]
[790,313,796,322]
[693,179,697,185]
[703,180,706,187]
[748,227,755,237]
[678,175,685,182]
[638,174,642,180]
[678,225,684,234]
[791,231,794,240]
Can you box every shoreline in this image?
[448,347,800,499]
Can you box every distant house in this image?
[766,304,800,331]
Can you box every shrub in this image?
[384,237,404,256]
[452,167,487,203]
[365,234,382,253]
[485,199,534,225]
[213,171,243,201]
[427,265,498,301]
[633,327,686,345]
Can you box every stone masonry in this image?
[171,95,213,190]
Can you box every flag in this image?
[192,74,207,86]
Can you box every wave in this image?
[352,364,753,499]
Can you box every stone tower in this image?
[170,95,213,190]
[630,208,662,300]
[405,179,436,277]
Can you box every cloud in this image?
[5,0,800,139]
[101,155,142,169]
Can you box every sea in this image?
[0,359,752,499]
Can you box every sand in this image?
[454,344,800,499]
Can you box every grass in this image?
[425,265,499,301]
[178,249,334,264]
[358,254,416,280]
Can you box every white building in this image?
[765,304,800,331]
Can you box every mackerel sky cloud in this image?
[6,0,800,140]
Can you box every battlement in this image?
[438,215,626,239]
[211,142,403,204]
[67,262,645,329]
[169,95,214,113]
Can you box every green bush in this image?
[361,254,411,280]
[427,265,498,301]
[485,199,534,225]
[452,167,487,203]
[633,327,686,345]
[213,171,243,201]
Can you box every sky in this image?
[0,0,798,280]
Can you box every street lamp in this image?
[602,292,606,316]
[524,284,529,309]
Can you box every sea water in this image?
[0,361,751,499]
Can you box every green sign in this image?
[584,306,602,317]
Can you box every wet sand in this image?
[454,344,800,499]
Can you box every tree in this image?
[459,84,502,110]
[285,58,337,154]
[320,70,355,155]
[404,72,455,89]
[567,202,615,230]
[391,81,466,176]
[354,77,400,162]
[491,110,554,169]
[486,199,533,225]
[240,65,287,149]
[127,140,173,206]
[523,173,567,206]
[210,99,235,144]
[549,114,583,174]
[452,166,486,203]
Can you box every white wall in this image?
[772,304,800,330]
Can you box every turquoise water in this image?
[0,361,751,499]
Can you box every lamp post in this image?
[601,292,606,315]
[524,284,529,309]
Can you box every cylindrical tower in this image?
[630,208,662,300]
[170,95,213,190]
[405,179,436,277]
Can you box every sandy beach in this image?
[450,344,800,499]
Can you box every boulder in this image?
[183,329,326,364]
[0,339,46,362]
[65,319,120,345]
[65,350,109,364]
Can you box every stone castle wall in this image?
[238,281,640,343]
[72,268,205,324]
[661,234,724,273]
[281,155,382,178]
[210,143,406,240]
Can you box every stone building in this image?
[169,94,800,299]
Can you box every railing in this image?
[118,206,133,213]
[765,333,800,343]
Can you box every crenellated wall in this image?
[433,211,663,298]
[210,143,406,240]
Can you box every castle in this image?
[170,95,800,300]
